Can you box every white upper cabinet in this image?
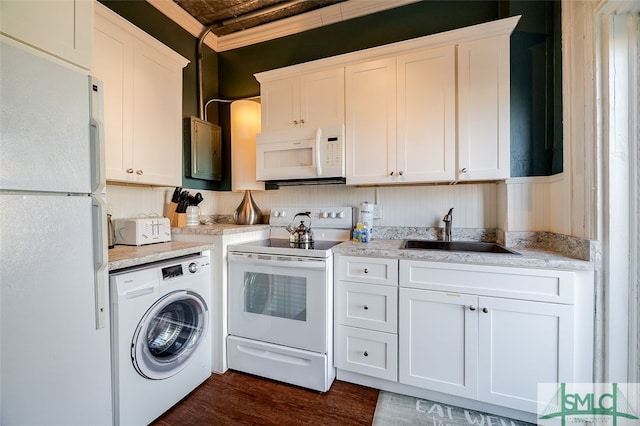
[345,57,397,185]
[397,47,457,183]
[457,34,511,181]
[0,0,93,69]
[260,68,344,131]
[256,16,519,185]
[345,46,456,185]
[93,4,189,187]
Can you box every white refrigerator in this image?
[0,39,113,425]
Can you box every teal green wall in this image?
[100,0,562,190]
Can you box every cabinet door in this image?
[131,38,183,187]
[399,288,478,398]
[337,281,397,333]
[397,46,456,182]
[345,57,397,185]
[0,0,93,69]
[261,77,299,131]
[94,14,134,183]
[477,296,574,412]
[336,325,398,381]
[336,256,398,286]
[299,68,344,129]
[457,35,510,181]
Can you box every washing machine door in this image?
[132,290,209,380]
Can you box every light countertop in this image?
[332,239,594,271]
[108,241,213,271]
[171,223,270,236]
[108,223,269,271]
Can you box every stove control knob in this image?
[188,262,199,273]
[321,211,329,219]
[272,211,280,218]
[330,211,337,219]
[337,211,345,219]
[280,211,287,218]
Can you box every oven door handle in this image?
[228,253,327,270]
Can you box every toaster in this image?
[115,217,172,246]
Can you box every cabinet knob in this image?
[363,351,369,357]
[293,120,298,125]
[469,305,476,311]
[363,268,369,274]
[126,168,134,174]
[390,171,394,176]
[300,119,305,124]
[363,305,369,310]
[136,170,143,175]
[482,307,489,313]
[460,167,468,174]
[399,171,404,176]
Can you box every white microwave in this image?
[256,124,345,182]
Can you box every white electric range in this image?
[226,206,354,392]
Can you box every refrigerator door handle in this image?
[92,195,108,329]
[89,76,106,195]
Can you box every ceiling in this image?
[173,0,347,37]
[148,0,419,52]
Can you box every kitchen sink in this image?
[402,240,520,255]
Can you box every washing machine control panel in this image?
[188,263,199,273]
[161,264,184,280]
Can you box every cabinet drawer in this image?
[400,260,575,304]
[336,256,398,286]
[336,281,397,333]
[336,325,397,381]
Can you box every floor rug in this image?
[372,391,536,426]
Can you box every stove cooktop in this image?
[228,238,344,258]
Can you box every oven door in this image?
[228,252,330,353]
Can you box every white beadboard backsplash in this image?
[106,182,499,228]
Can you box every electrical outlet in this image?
[373,203,383,219]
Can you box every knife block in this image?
[167,202,178,227]
[176,213,187,228]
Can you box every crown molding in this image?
[254,15,521,82]
[146,0,419,53]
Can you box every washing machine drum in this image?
[132,290,209,380]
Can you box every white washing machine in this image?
[110,254,212,426]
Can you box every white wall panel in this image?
[107,182,498,228]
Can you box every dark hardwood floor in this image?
[152,370,380,425]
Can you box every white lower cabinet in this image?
[335,256,398,381]
[336,325,398,381]
[399,288,479,399]
[399,287,574,412]
[334,255,593,418]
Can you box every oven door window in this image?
[244,272,306,321]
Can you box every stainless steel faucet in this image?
[443,208,454,242]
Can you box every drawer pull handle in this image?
[364,268,369,274]
[469,305,476,311]
[364,351,369,357]
[482,307,489,313]
[363,305,369,310]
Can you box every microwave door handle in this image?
[315,127,322,177]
